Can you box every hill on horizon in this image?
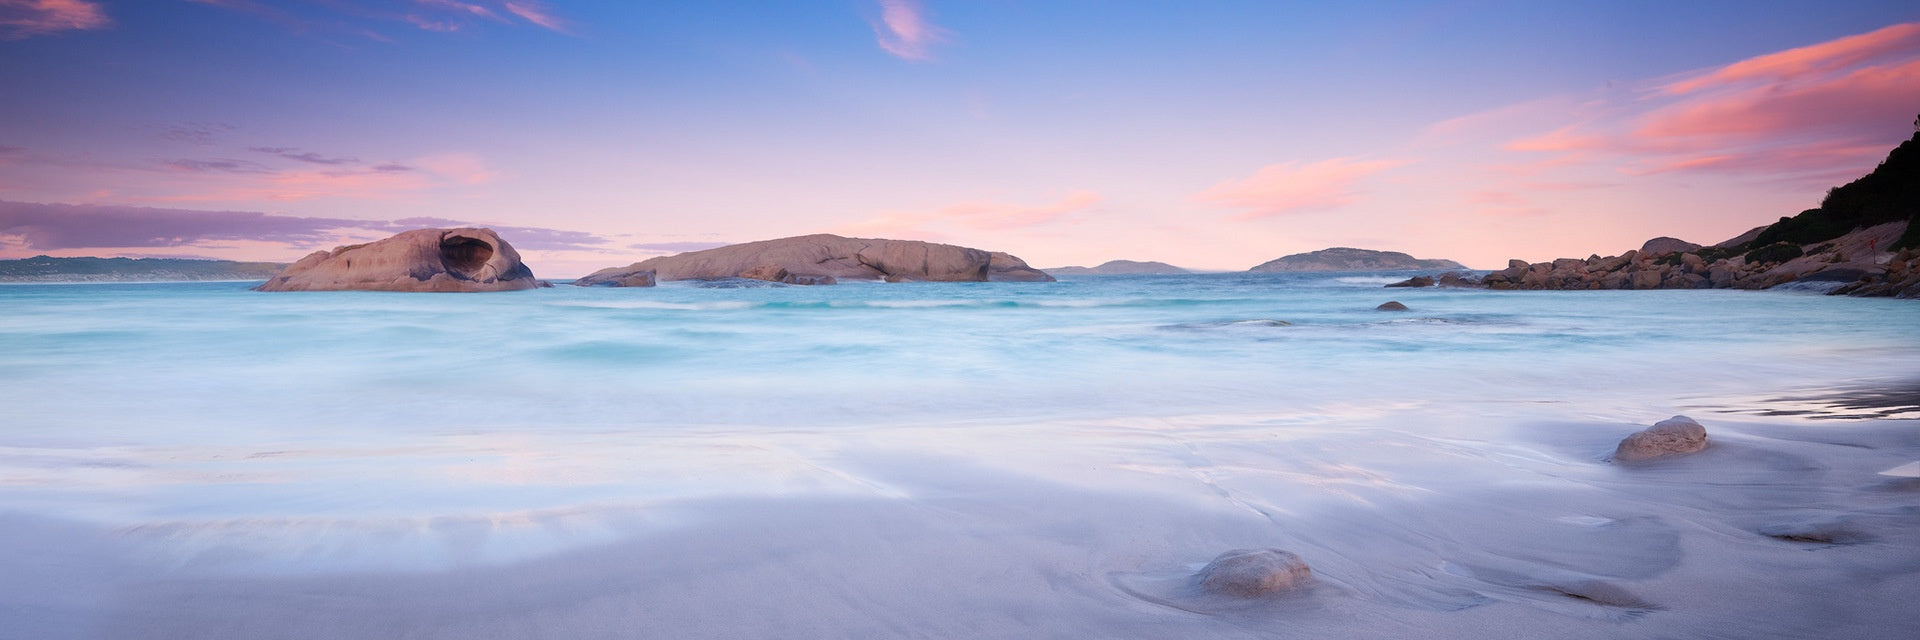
[0,255,287,283]
[1044,260,1191,275]
[1248,247,1467,272]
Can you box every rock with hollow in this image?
[255,228,540,292]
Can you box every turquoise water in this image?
[3,275,1918,638]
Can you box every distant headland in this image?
[1248,247,1467,272]
[1044,260,1190,276]
[0,256,286,283]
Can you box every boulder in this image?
[1385,276,1434,288]
[575,234,1054,286]
[1195,549,1312,597]
[1639,237,1702,256]
[255,228,541,292]
[1375,301,1409,311]
[1436,272,1479,287]
[1613,416,1709,462]
[737,264,789,283]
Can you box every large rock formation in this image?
[1250,247,1466,272]
[1195,549,1313,597]
[574,234,1054,286]
[1044,260,1191,275]
[255,228,541,292]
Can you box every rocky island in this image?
[574,234,1054,286]
[1249,248,1466,272]
[1044,260,1191,276]
[0,256,287,283]
[255,227,542,292]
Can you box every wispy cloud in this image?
[838,190,1102,240]
[628,241,730,253]
[248,147,358,165]
[0,0,109,39]
[191,0,570,39]
[0,200,609,255]
[872,0,946,61]
[1498,21,1920,182]
[502,1,568,33]
[1661,22,1920,94]
[1193,158,1409,219]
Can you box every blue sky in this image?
[2,0,1917,274]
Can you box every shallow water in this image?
[2,274,1917,638]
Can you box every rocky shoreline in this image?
[1408,221,1918,298]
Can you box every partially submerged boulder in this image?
[1195,549,1312,597]
[1613,416,1709,462]
[1386,276,1434,288]
[574,234,1054,286]
[256,228,540,292]
[1376,301,1409,311]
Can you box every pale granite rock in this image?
[255,228,540,292]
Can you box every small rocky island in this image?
[574,234,1054,286]
[1249,247,1466,272]
[0,256,287,282]
[1044,260,1191,275]
[255,227,542,292]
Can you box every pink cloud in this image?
[837,190,1102,239]
[1496,22,1920,183]
[1193,158,1408,219]
[1636,58,1920,142]
[502,1,567,33]
[1663,22,1920,94]
[873,0,946,61]
[0,0,109,39]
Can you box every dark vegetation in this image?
[1742,129,1920,253]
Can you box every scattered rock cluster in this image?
[1389,222,1917,298]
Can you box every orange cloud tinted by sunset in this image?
[0,0,109,39]
[1194,158,1408,219]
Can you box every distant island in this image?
[1248,248,1467,272]
[0,256,287,283]
[1044,260,1190,275]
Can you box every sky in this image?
[1,0,1917,275]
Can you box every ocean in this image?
[2,274,1917,638]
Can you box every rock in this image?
[574,234,1054,286]
[1195,549,1312,597]
[737,264,789,282]
[1629,270,1662,289]
[1436,271,1479,287]
[1249,247,1467,272]
[1385,276,1434,288]
[786,274,837,286]
[1613,416,1709,462]
[1639,237,1702,256]
[255,228,541,292]
[987,251,1055,282]
[1376,301,1409,311]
